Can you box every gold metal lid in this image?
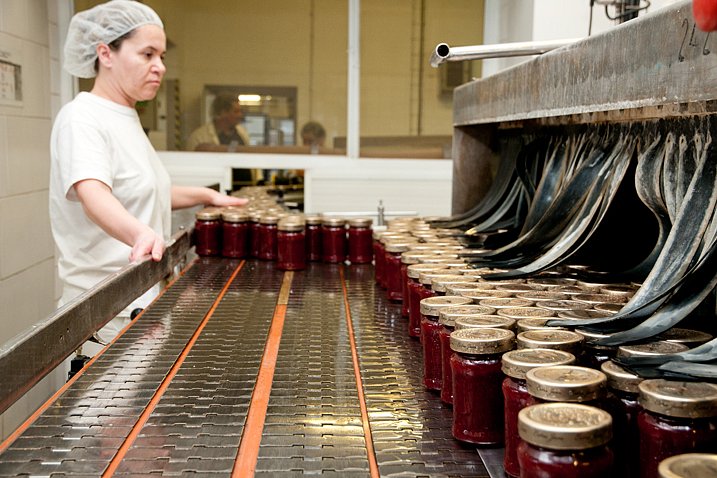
[557,309,612,320]
[593,302,623,313]
[600,284,636,297]
[347,217,372,228]
[535,299,591,312]
[450,327,515,355]
[278,218,305,232]
[418,255,460,265]
[248,209,264,222]
[600,360,643,394]
[657,328,713,347]
[304,214,323,225]
[497,307,554,320]
[385,241,413,253]
[406,263,449,279]
[516,291,571,302]
[379,233,410,244]
[322,216,346,227]
[502,348,576,379]
[526,365,607,402]
[431,275,476,293]
[517,318,567,333]
[454,315,516,331]
[518,403,612,450]
[195,207,222,220]
[259,214,280,225]
[418,272,460,286]
[407,244,438,252]
[527,277,577,288]
[658,453,717,478]
[400,251,431,265]
[461,290,514,301]
[574,293,626,305]
[221,209,249,222]
[445,282,492,295]
[616,341,690,358]
[494,283,542,293]
[573,327,613,343]
[419,295,472,317]
[438,305,497,327]
[555,285,590,295]
[517,330,584,353]
[479,297,534,309]
[638,380,717,418]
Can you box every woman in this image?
[50,0,245,343]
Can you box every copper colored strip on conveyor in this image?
[232,271,293,476]
[102,260,245,477]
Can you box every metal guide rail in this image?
[0,259,490,477]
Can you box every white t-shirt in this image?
[50,92,172,306]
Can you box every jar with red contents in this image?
[516,329,584,357]
[221,209,248,258]
[372,229,388,287]
[321,217,347,263]
[304,214,323,262]
[277,218,306,271]
[248,210,263,258]
[574,327,618,368]
[399,251,431,317]
[601,360,644,478]
[431,275,477,296]
[384,241,413,301]
[517,403,615,477]
[526,365,607,408]
[501,349,576,477]
[419,296,472,391]
[194,208,222,256]
[638,380,717,478]
[405,264,449,338]
[347,217,373,264]
[658,453,717,478]
[450,327,515,445]
[257,214,279,261]
[437,305,497,405]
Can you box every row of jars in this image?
[194,206,375,270]
[417,294,717,478]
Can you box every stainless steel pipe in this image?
[430,38,581,67]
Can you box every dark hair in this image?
[93,29,136,74]
[212,94,240,118]
[301,121,326,141]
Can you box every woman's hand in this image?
[130,225,166,262]
[207,190,248,208]
[171,185,248,209]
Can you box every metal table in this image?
[0,259,491,477]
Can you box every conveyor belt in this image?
[0,259,490,477]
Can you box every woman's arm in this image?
[171,185,248,210]
[74,179,165,262]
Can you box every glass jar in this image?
[601,360,644,478]
[400,251,431,317]
[516,329,584,356]
[372,229,388,287]
[194,207,222,256]
[517,403,614,477]
[575,327,618,369]
[347,217,373,264]
[419,296,472,390]
[277,218,306,271]
[501,349,576,478]
[221,209,249,258]
[526,365,608,406]
[321,217,347,263]
[437,305,497,405]
[304,214,323,262]
[248,210,263,258]
[384,241,412,301]
[658,453,717,478]
[638,380,717,478]
[406,264,448,338]
[257,214,279,261]
[450,327,515,445]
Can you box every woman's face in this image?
[106,24,167,105]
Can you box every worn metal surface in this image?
[0,229,192,416]
[454,0,716,126]
[0,260,493,476]
[430,39,579,67]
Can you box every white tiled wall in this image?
[0,0,72,440]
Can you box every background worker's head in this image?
[212,94,244,129]
[301,121,326,147]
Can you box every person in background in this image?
[186,94,251,152]
[50,0,246,351]
[301,121,327,151]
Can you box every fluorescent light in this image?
[238,94,261,103]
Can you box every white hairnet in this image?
[63,0,163,78]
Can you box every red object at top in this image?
[694,0,717,31]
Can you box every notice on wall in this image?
[0,59,21,104]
